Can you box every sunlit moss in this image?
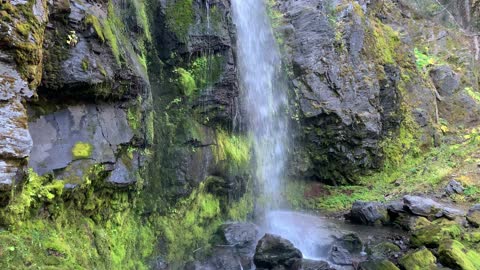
[85,14,105,42]
[72,142,93,159]
[175,67,197,96]
[214,129,251,172]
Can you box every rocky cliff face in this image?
[272,0,480,184]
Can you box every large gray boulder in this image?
[429,65,460,96]
[254,234,303,270]
[348,201,388,225]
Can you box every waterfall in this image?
[231,0,329,260]
[231,1,289,212]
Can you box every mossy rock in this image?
[438,240,480,270]
[410,219,462,247]
[368,242,401,260]
[399,248,437,270]
[359,259,400,270]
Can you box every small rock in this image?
[399,248,437,270]
[445,180,464,195]
[254,234,302,270]
[466,204,480,227]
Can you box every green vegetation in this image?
[286,129,480,212]
[85,14,105,42]
[175,54,225,97]
[214,129,251,173]
[165,0,194,40]
[414,47,439,71]
[399,248,437,270]
[15,22,30,37]
[370,19,401,65]
[72,142,93,159]
[81,58,89,71]
[439,240,480,270]
[152,183,221,262]
[465,87,480,103]
[175,67,197,96]
[104,2,121,64]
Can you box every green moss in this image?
[465,87,480,103]
[71,142,93,159]
[359,260,400,270]
[439,240,480,270]
[153,183,222,262]
[165,0,194,41]
[370,19,400,65]
[104,2,121,64]
[411,219,462,248]
[0,170,64,226]
[381,112,421,169]
[85,14,105,42]
[81,57,89,71]
[15,22,30,37]
[175,67,197,96]
[132,0,151,42]
[214,129,251,173]
[399,248,437,270]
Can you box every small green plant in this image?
[175,68,196,96]
[414,47,438,70]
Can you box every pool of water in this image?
[258,210,405,262]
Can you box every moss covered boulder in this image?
[410,219,462,247]
[398,248,437,270]
[438,240,480,270]
[359,259,400,270]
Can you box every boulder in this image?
[410,219,462,248]
[429,65,460,96]
[445,179,464,195]
[254,234,302,270]
[368,242,401,260]
[185,247,243,270]
[348,201,388,225]
[466,204,480,227]
[403,195,441,218]
[398,248,437,270]
[219,222,259,255]
[359,259,400,270]
[333,233,363,254]
[438,240,480,270]
[403,195,465,220]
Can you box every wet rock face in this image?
[153,0,239,126]
[276,0,406,183]
[254,234,303,270]
[28,104,138,186]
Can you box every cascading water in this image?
[231,0,289,212]
[231,0,337,261]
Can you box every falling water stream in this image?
[231,0,323,258]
